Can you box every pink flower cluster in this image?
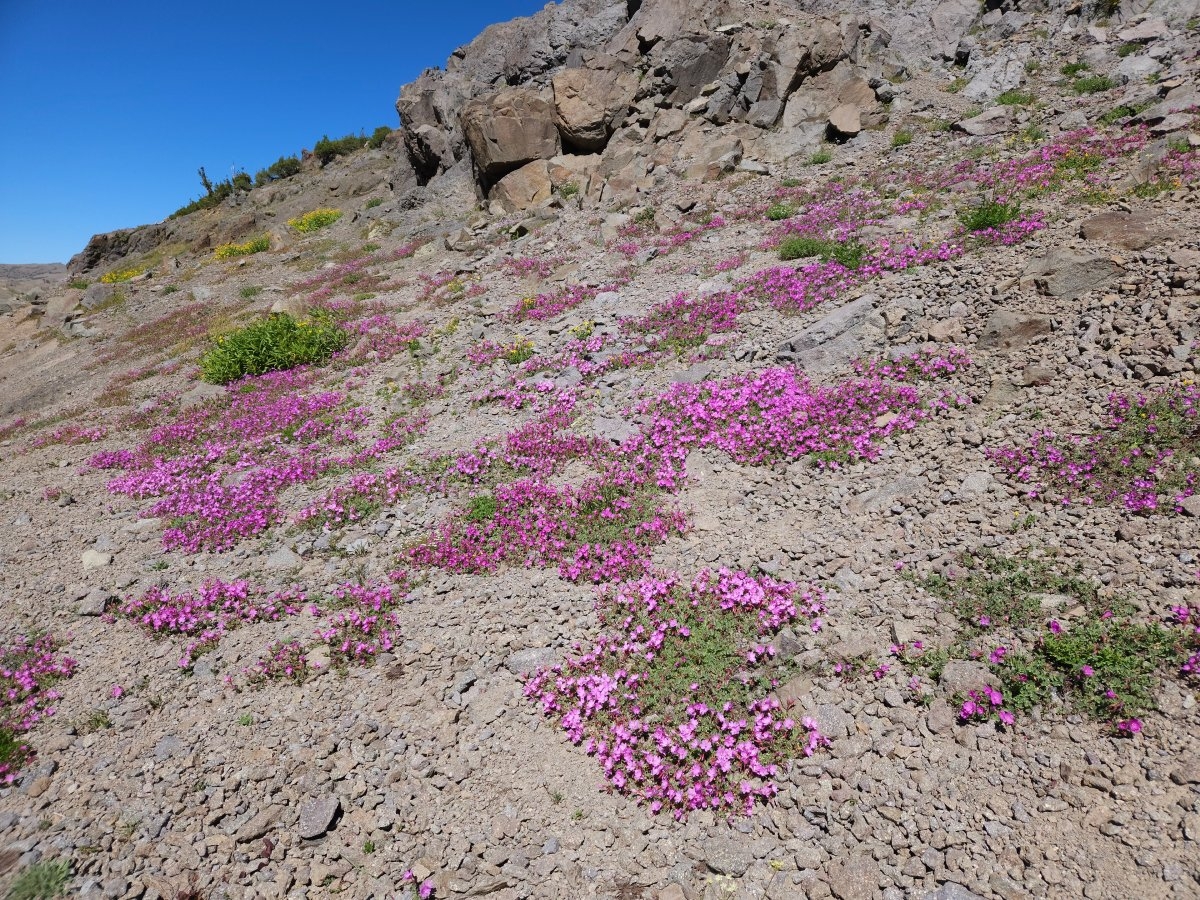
[958,684,1015,727]
[313,580,403,664]
[243,640,311,685]
[621,291,744,351]
[117,579,305,668]
[339,315,427,362]
[94,368,427,550]
[507,283,604,322]
[989,382,1199,513]
[524,569,827,818]
[30,424,107,449]
[0,635,77,783]
[502,256,562,279]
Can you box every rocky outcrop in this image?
[462,89,562,183]
[552,67,639,152]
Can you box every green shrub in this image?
[996,89,1036,106]
[1073,75,1115,94]
[199,313,349,384]
[766,202,796,220]
[502,338,535,364]
[239,285,262,299]
[5,858,70,900]
[365,197,383,209]
[366,126,392,149]
[959,199,1022,232]
[779,177,802,187]
[1116,41,1141,57]
[778,236,867,269]
[288,208,343,233]
[67,279,89,290]
[808,148,832,165]
[254,155,302,186]
[231,171,252,192]
[1061,61,1090,76]
[313,129,389,165]
[557,181,580,198]
[891,129,914,148]
[944,76,968,94]
[214,235,270,260]
[466,494,498,523]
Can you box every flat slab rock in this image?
[297,795,341,839]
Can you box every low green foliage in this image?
[365,197,383,210]
[313,132,368,165]
[254,155,302,186]
[808,148,832,165]
[214,235,270,261]
[200,312,349,384]
[466,494,498,523]
[633,206,657,226]
[1073,75,1115,94]
[239,286,262,299]
[5,859,70,900]
[1116,41,1141,57]
[779,177,803,187]
[1060,61,1090,76]
[778,236,866,269]
[766,202,796,220]
[366,126,392,149]
[502,338,535,364]
[958,198,1022,232]
[67,279,88,290]
[995,89,1036,106]
[944,76,968,93]
[288,208,343,234]
[891,129,914,147]
[923,552,1099,633]
[557,181,580,199]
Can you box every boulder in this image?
[963,51,1026,101]
[827,104,862,139]
[648,34,732,105]
[1117,17,1169,42]
[489,160,553,212]
[777,294,885,372]
[929,0,980,60]
[977,310,1051,350]
[1022,250,1120,300]
[1080,211,1169,251]
[954,106,1014,136]
[462,89,560,180]
[551,68,637,152]
[81,283,117,310]
[297,795,341,840]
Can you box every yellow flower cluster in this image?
[287,208,343,234]
[99,265,147,284]
[214,235,270,261]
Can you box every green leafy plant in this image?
[502,338,535,364]
[557,181,580,199]
[891,129,914,148]
[288,208,343,234]
[466,494,498,524]
[1073,75,1115,94]
[808,148,832,165]
[958,198,1022,232]
[944,76,968,93]
[5,858,70,900]
[779,177,802,187]
[366,126,392,149]
[214,235,270,261]
[365,197,384,209]
[996,89,1036,106]
[766,202,796,220]
[253,155,302,186]
[777,236,866,269]
[237,713,253,726]
[239,286,262,299]
[1060,61,1090,76]
[313,132,369,165]
[199,312,349,384]
[67,279,88,290]
[1116,41,1141,57]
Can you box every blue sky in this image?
[0,0,550,263]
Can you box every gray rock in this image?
[777,294,884,372]
[593,415,636,444]
[1080,211,1168,250]
[297,795,341,839]
[265,547,302,569]
[923,884,987,900]
[927,698,956,734]
[977,310,1052,351]
[1180,495,1200,517]
[81,550,113,570]
[235,805,282,843]
[703,837,751,876]
[954,107,1014,136]
[180,381,226,409]
[1022,250,1120,300]
[940,660,992,695]
[77,589,111,616]
[828,854,877,900]
[827,104,862,139]
[81,283,117,310]
[504,648,558,676]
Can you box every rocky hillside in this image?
[2,0,1200,899]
